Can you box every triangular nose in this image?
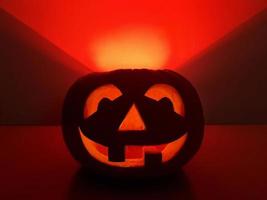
[119,104,146,131]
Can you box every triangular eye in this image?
[84,84,122,118]
[144,84,185,116]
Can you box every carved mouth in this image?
[79,129,187,167]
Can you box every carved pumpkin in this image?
[62,69,204,177]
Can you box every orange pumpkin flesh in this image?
[80,83,187,167]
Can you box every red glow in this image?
[1,1,266,71]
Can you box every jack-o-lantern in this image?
[62,69,204,177]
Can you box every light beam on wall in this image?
[90,26,170,71]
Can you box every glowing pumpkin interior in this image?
[79,84,187,167]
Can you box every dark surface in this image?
[0,125,266,199]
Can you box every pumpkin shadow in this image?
[67,167,195,200]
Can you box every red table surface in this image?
[0,125,266,200]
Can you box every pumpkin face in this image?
[62,69,204,177]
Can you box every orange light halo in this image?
[90,26,170,71]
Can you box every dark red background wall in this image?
[0,1,267,124]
